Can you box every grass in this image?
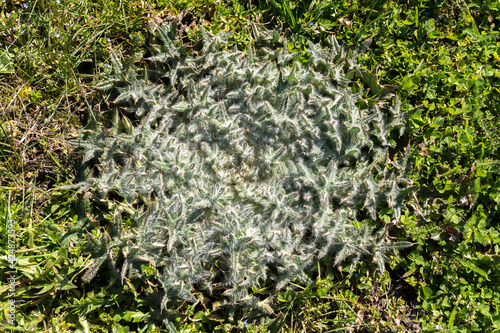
[1,0,500,332]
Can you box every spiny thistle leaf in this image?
[82,255,107,283]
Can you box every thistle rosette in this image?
[73,23,413,314]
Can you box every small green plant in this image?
[72,22,413,325]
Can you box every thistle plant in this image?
[72,23,412,316]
